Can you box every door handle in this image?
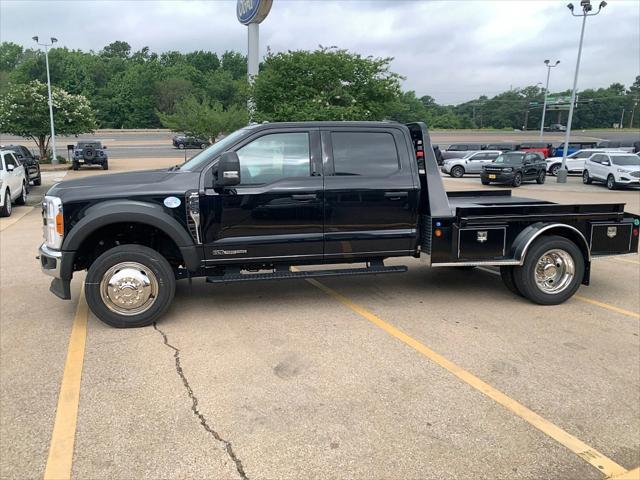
[291,194,317,200]
[384,192,408,199]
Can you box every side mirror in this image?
[602,161,610,166]
[103,145,107,149]
[7,164,15,172]
[34,155,40,160]
[215,151,241,188]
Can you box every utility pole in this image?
[630,100,638,129]
[619,108,625,129]
[557,0,607,184]
[540,60,560,138]
[32,35,58,164]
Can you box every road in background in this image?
[1,129,638,160]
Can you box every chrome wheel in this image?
[100,262,159,316]
[534,249,575,294]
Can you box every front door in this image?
[201,129,324,265]
[323,127,418,259]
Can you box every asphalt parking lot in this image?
[1,152,639,479]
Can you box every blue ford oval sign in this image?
[237,0,272,25]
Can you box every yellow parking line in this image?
[574,295,640,320]
[306,278,627,478]
[609,467,640,480]
[44,288,88,480]
[477,267,640,320]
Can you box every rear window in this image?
[331,131,399,176]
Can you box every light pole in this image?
[32,35,58,164]
[557,0,606,183]
[539,59,560,138]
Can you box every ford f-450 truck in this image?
[39,122,640,327]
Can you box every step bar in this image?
[206,264,408,284]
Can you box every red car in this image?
[519,142,553,158]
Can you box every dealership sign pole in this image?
[237,0,273,117]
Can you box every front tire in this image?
[85,245,176,328]
[33,173,42,186]
[200,143,207,149]
[72,161,79,171]
[512,173,522,187]
[481,178,490,185]
[450,166,465,178]
[102,160,109,170]
[512,235,584,305]
[606,174,617,190]
[582,170,592,184]
[177,143,185,150]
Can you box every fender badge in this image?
[164,196,181,208]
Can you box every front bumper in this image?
[39,243,72,300]
[441,165,452,174]
[615,174,640,185]
[481,171,515,184]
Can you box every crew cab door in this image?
[201,128,324,263]
[322,127,418,258]
[523,153,540,179]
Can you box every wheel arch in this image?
[63,200,200,272]
[512,222,591,284]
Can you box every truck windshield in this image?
[494,153,525,165]
[180,128,250,170]
[611,155,640,166]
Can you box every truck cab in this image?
[39,122,640,328]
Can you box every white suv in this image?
[441,150,502,177]
[0,150,28,217]
[546,149,623,176]
[583,152,640,190]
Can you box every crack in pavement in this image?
[153,323,249,480]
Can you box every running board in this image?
[206,265,408,283]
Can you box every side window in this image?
[485,152,499,160]
[331,131,399,176]
[470,153,485,161]
[590,154,602,164]
[5,153,17,167]
[236,132,310,185]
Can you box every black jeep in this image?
[481,152,546,187]
[72,141,108,170]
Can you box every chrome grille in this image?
[631,171,640,178]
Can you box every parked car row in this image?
[440,138,639,161]
[0,148,28,217]
[0,144,41,187]
[443,146,640,190]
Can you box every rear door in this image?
[523,153,539,179]
[323,127,418,259]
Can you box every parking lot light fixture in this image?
[33,35,58,165]
[558,0,606,183]
[539,60,560,139]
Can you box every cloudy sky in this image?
[1,0,638,104]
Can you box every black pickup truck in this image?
[39,122,640,328]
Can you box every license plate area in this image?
[489,174,496,179]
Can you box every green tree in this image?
[158,96,247,140]
[0,80,97,158]
[0,42,23,71]
[252,48,402,122]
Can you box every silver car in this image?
[441,150,502,178]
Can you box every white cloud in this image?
[1,0,638,104]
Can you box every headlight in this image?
[502,167,513,172]
[617,168,629,173]
[43,196,64,249]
